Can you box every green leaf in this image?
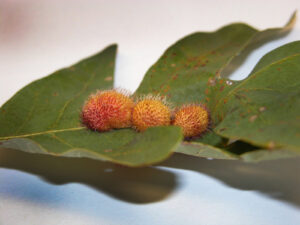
[1,13,298,166]
[240,149,300,162]
[0,45,183,167]
[214,41,300,154]
[250,38,300,74]
[175,131,238,160]
[135,13,296,160]
[175,142,238,160]
[135,12,296,105]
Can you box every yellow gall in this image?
[81,89,134,131]
[173,104,210,138]
[132,96,171,131]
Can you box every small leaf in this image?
[0,45,183,166]
[215,41,300,154]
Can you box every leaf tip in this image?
[107,43,118,52]
[285,10,297,29]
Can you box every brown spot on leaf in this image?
[104,149,113,153]
[249,115,258,122]
[208,77,216,86]
[277,68,281,71]
[53,92,59,97]
[220,86,225,92]
[219,128,226,132]
[172,74,179,80]
[267,141,275,149]
[171,63,176,67]
[163,86,170,93]
[240,113,246,117]
[105,76,112,81]
[259,106,266,112]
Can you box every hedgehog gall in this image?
[132,95,171,132]
[173,104,210,138]
[81,89,134,131]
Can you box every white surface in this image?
[0,0,300,224]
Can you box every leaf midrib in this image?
[0,126,85,140]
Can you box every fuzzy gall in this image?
[132,95,171,131]
[173,104,210,138]
[81,89,134,131]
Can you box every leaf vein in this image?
[49,72,96,129]
[0,127,85,140]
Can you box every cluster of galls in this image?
[81,89,210,138]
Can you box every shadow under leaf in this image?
[0,148,178,204]
[161,153,300,208]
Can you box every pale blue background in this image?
[0,0,300,224]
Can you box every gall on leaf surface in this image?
[0,13,298,166]
[0,45,183,167]
[132,96,171,132]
